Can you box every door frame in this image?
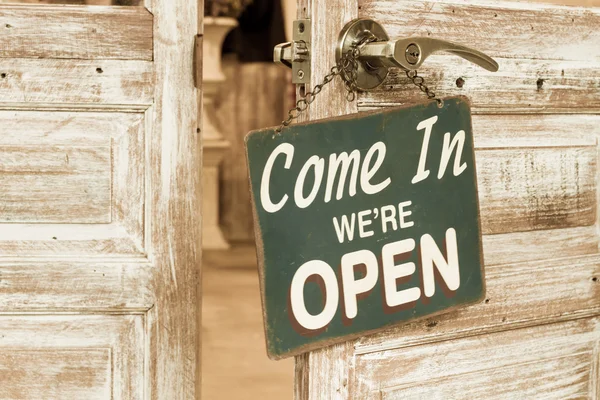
[145,0,203,398]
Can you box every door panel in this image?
[0,110,147,257]
[0,144,112,224]
[0,5,153,60]
[0,315,144,399]
[359,0,599,62]
[1,349,112,400]
[355,318,600,399]
[477,147,596,234]
[0,60,152,105]
[483,226,598,265]
[0,262,153,310]
[297,0,600,398]
[0,1,200,399]
[360,58,600,112]
[355,254,600,351]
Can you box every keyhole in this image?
[405,44,421,65]
[298,22,305,33]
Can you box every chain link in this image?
[276,34,442,133]
[406,70,443,107]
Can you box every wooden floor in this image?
[201,245,294,400]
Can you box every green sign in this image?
[245,97,485,359]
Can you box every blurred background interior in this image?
[2,0,599,399]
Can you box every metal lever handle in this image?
[360,37,499,72]
[336,18,499,90]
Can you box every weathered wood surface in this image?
[0,59,152,106]
[0,224,144,257]
[382,351,593,400]
[482,226,599,266]
[0,349,111,400]
[0,145,111,223]
[0,1,142,4]
[474,115,598,234]
[0,110,143,145]
[478,147,596,234]
[354,318,600,399]
[0,315,145,399]
[147,1,201,399]
[0,5,152,60]
[218,57,289,243]
[0,261,153,310]
[296,342,355,400]
[529,0,600,5]
[472,114,600,148]
[0,110,146,257]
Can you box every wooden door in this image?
[296,1,600,398]
[0,2,201,399]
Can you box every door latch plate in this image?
[274,19,311,84]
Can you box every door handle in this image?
[274,18,499,91]
[336,18,499,90]
[357,37,499,72]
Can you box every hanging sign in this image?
[245,97,485,359]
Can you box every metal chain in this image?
[406,70,443,107]
[275,60,344,134]
[276,34,376,133]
